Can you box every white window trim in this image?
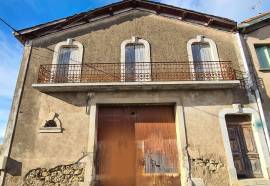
[52,38,83,65]
[187,35,219,62]
[120,36,151,81]
[187,35,220,80]
[219,106,270,185]
[50,39,83,83]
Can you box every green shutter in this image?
[255,46,270,69]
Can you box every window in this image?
[191,43,213,62]
[187,35,219,62]
[125,43,145,63]
[255,45,270,69]
[187,35,220,80]
[58,46,79,65]
[121,37,151,82]
[51,39,83,83]
[125,43,147,81]
[55,47,80,82]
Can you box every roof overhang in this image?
[238,13,270,34]
[14,0,237,44]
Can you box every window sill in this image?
[39,127,62,133]
[259,68,270,72]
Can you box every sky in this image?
[0,0,270,142]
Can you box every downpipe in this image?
[236,32,270,152]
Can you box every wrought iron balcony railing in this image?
[37,61,236,84]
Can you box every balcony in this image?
[32,61,240,92]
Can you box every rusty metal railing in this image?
[37,61,236,83]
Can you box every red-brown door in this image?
[96,106,136,186]
[226,115,263,179]
[96,105,180,186]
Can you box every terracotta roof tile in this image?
[241,12,270,23]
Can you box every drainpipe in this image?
[236,32,270,151]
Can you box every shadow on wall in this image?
[243,41,270,132]
[45,88,249,108]
[253,71,270,131]
[47,92,88,108]
[5,157,22,176]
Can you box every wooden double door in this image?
[96,105,180,186]
[226,115,263,178]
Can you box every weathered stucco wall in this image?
[32,10,241,68]
[4,91,89,185]
[5,10,247,186]
[245,25,270,131]
[92,90,239,186]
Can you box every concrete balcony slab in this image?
[32,80,241,92]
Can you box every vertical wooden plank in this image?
[97,106,136,186]
[96,105,180,186]
[241,125,263,177]
[135,105,180,186]
[227,126,247,177]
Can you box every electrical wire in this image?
[0,17,18,33]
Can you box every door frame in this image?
[219,107,270,185]
[84,94,192,186]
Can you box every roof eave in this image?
[238,16,270,34]
[14,0,237,44]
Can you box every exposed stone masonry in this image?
[24,162,84,185]
[192,157,224,174]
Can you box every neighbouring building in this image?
[1,0,270,185]
[238,12,270,133]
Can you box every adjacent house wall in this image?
[244,25,270,132]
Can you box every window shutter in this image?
[125,44,136,63]
[70,47,80,64]
[125,43,145,63]
[58,47,79,65]
[134,44,145,62]
[58,48,72,65]
[191,43,213,62]
[124,43,150,81]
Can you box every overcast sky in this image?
[0,0,270,142]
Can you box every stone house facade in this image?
[1,1,270,186]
